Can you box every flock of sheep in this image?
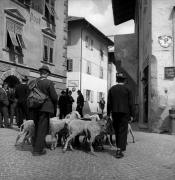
[15,111,111,154]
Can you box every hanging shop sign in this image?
[158,35,172,48]
[68,80,79,87]
[164,67,175,79]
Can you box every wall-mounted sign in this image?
[164,67,175,79]
[68,80,79,87]
[72,87,76,92]
[158,35,172,48]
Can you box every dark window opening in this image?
[49,47,53,63]
[44,45,48,61]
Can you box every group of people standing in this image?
[58,89,84,119]
[0,76,30,128]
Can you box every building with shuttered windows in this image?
[67,16,114,114]
[0,0,68,94]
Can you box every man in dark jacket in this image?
[107,73,134,158]
[31,65,58,156]
[67,90,74,114]
[76,90,84,118]
[58,90,67,119]
[15,76,30,128]
[0,82,10,128]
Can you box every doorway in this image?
[4,75,20,88]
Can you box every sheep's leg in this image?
[129,127,135,143]
[21,132,28,147]
[54,134,58,149]
[110,135,113,145]
[107,134,114,147]
[89,136,96,155]
[63,134,75,153]
[50,132,56,150]
[69,140,74,151]
[15,131,25,145]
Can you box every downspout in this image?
[80,25,83,91]
[172,8,175,66]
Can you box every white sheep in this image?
[49,111,81,149]
[62,118,107,154]
[15,120,35,146]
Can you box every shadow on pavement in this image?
[15,143,33,152]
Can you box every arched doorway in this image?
[4,75,20,88]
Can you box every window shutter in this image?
[91,40,93,50]
[49,47,53,63]
[85,36,88,47]
[16,34,26,49]
[8,30,19,46]
[67,59,73,71]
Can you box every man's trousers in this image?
[112,112,129,151]
[33,111,50,152]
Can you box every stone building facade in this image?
[0,0,68,94]
[112,0,175,132]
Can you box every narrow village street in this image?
[0,126,175,180]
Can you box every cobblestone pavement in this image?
[0,126,175,180]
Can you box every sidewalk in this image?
[0,126,175,180]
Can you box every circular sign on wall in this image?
[158,35,172,48]
[72,87,76,92]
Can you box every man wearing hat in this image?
[15,75,30,128]
[107,72,134,158]
[0,82,10,128]
[31,65,58,156]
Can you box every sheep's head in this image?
[91,114,100,122]
[98,119,107,133]
[70,111,81,119]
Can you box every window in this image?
[67,59,73,72]
[68,30,72,45]
[97,92,104,103]
[44,0,58,31]
[85,36,89,48]
[86,90,91,101]
[85,36,93,50]
[6,18,26,63]
[31,0,44,14]
[99,66,103,79]
[43,36,54,63]
[86,61,91,74]
[100,48,104,61]
[84,89,94,102]
[90,40,93,51]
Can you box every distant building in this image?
[67,16,114,114]
[112,0,175,132]
[108,50,117,89]
[0,0,68,93]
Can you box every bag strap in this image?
[35,78,48,98]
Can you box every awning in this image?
[8,30,18,47]
[16,34,26,49]
[46,3,58,19]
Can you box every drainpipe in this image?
[80,25,83,91]
[172,9,175,66]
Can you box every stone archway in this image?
[0,68,22,86]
